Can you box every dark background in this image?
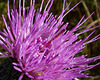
[0,0,100,80]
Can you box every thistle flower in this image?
[0,0,100,80]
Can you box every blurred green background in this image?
[0,0,100,80]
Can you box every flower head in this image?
[0,0,100,80]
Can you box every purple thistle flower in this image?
[0,0,100,80]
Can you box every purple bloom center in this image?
[0,0,100,80]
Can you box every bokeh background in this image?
[0,0,100,80]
